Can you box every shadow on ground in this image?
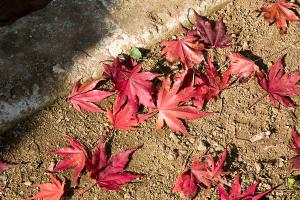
[0,0,115,156]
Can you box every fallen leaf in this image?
[190,11,232,49]
[290,128,300,169]
[68,80,113,112]
[0,162,12,173]
[87,136,143,191]
[51,136,88,186]
[227,53,260,81]
[217,173,272,200]
[156,72,211,135]
[256,58,300,107]
[113,63,159,112]
[103,56,135,84]
[260,0,299,33]
[28,173,65,200]
[130,47,142,60]
[192,147,228,188]
[107,103,154,130]
[172,170,198,199]
[173,148,229,199]
[202,55,231,100]
[160,35,205,68]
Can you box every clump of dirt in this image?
[1,0,300,199]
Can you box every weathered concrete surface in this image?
[0,0,231,132]
[0,0,52,26]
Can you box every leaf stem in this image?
[78,181,98,196]
[248,93,268,109]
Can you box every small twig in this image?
[183,150,194,170]
[248,93,268,109]
[187,8,195,26]
[78,181,98,195]
[74,48,92,57]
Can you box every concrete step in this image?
[0,0,230,132]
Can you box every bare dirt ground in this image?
[1,0,300,199]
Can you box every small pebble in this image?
[197,140,208,152]
[124,193,131,199]
[189,137,195,144]
[23,181,32,186]
[254,163,262,174]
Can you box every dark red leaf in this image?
[256,58,300,107]
[260,0,299,33]
[290,128,300,170]
[87,137,143,191]
[68,80,113,112]
[192,147,228,188]
[51,136,88,186]
[217,173,272,200]
[28,173,65,200]
[201,55,231,101]
[190,11,232,49]
[113,63,159,111]
[103,56,136,83]
[160,35,205,68]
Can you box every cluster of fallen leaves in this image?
[28,133,143,199]
[1,1,299,199]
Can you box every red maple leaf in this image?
[113,63,159,112]
[28,173,65,200]
[68,80,113,112]
[156,72,211,135]
[0,161,13,173]
[227,53,260,81]
[86,136,143,191]
[256,58,300,107]
[51,136,88,186]
[189,11,232,49]
[172,170,198,199]
[107,103,154,130]
[201,55,231,100]
[260,0,299,33]
[103,56,136,84]
[290,128,300,169]
[191,147,228,188]
[160,35,205,68]
[217,173,272,200]
[172,148,228,199]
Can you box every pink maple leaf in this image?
[68,80,113,112]
[51,136,88,186]
[156,71,211,135]
[28,173,65,200]
[160,35,205,68]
